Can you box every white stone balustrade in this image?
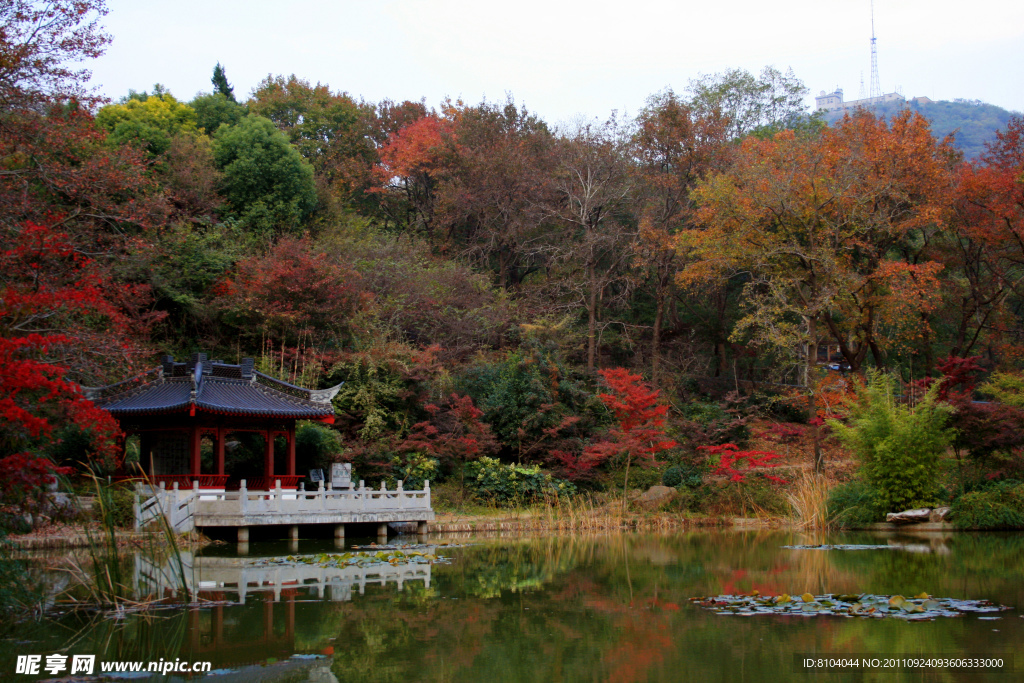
[135,480,433,531]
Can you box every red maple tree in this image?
[583,368,676,507]
[1,221,127,518]
[399,393,498,478]
[699,443,786,484]
[216,236,370,364]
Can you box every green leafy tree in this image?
[457,344,606,462]
[830,373,953,514]
[980,372,1024,409]
[329,344,442,441]
[190,92,245,134]
[212,114,318,234]
[249,74,378,209]
[95,89,198,157]
[687,65,809,139]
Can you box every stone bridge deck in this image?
[136,480,434,539]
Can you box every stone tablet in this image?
[332,463,352,488]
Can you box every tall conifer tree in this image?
[211,62,235,102]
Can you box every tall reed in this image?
[71,469,192,608]
[786,471,832,530]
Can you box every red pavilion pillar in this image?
[263,429,274,482]
[216,427,225,476]
[189,426,201,482]
[287,426,296,477]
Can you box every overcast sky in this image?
[89,0,1023,125]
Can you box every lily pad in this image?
[782,544,898,551]
[254,546,452,569]
[690,593,1013,620]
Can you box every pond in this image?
[2,530,1023,682]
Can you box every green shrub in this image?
[951,481,1024,529]
[829,372,952,513]
[387,452,440,490]
[827,479,884,528]
[0,513,31,536]
[610,464,662,492]
[679,461,706,488]
[455,344,607,458]
[979,371,1024,409]
[295,422,343,477]
[662,466,683,488]
[94,483,136,529]
[464,457,576,505]
[663,462,705,489]
[748,391,810,424]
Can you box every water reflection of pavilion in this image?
[135,551,434,604]
[133,552,433,673]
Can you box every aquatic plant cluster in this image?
[255,545,451,568]
[782,544,897,550]
[691,592,1012,619]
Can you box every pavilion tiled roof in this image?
[84,354,341,420]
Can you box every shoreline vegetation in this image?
[2,484,969,553]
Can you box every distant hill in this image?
[823,98,1020,160]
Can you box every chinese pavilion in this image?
[86,353,341,490]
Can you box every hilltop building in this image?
[815,88,906,113]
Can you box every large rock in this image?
[929,506,952,523]
[886,508,932,524]
[638,485,677,508]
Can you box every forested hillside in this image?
[823,97,1020,159]
[4,1,1024,499]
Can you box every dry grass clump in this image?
[786,470,833,530]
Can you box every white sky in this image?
[89,0,1024,124]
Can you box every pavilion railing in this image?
[124,475,307,491]
[134,481,199,533]
[227,475,304,491]
[139,474,230,489]
[194,479,432,519]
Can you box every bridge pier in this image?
[377,523,388,543]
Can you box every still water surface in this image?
[3,530,1023,682]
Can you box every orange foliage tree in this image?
[372,113,453,237]
[631,91,728,384]
[680,110,956,470]
[949,116,1024,365]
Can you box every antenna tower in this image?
[859,71,866,100]
[869,0,882,99]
